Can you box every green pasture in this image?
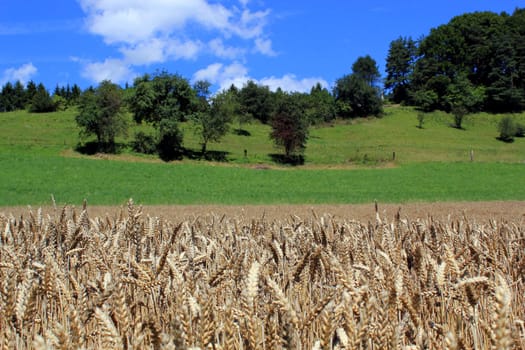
[0,106,523,206]
[0,152,524,206]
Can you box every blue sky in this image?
[0,0,522,92]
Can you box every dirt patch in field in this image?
[2,201,524,223]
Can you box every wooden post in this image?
[470,149,474,162]
[392,151,396,161]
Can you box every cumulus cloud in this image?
[209,38,245,60]
[119,38,204,65]
[76,0,276,84]
[80,58,134,84]
[78,0,271,65]
[0,63,37,85]
[193,62,328,93]
[79,0,232,44]
[260,74,329,93]
[193,62,249,91]
[254,38,276,56]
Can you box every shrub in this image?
[417,112,425,129]
[131,131,157,154]
[497,116,516,142]
[515,122,524,137]
[451,105,467,129]
[157,118,184,161]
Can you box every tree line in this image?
[385,8,525,115]
[0,81,81,113]
[75,57,381,161]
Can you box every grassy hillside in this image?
[1,106,524,165]
[0,106,524,206]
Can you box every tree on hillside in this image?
[192,88,234,155]
[335,56,382,117]
[0,82,15,112]
[408,9,525,112]
[385,36,418,103]
[157,118,184,161]
[238,80,273,124]
[352,55,381,87]
[13,81,26,110]
[30,83,56,113]
[76,80,127,153]
[305,83,336,124]
[334,56,383,118]
[128,72,198,159]
[25,81,37,106]
[129,71,198,125]
[270,93,309,161]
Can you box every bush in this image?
[451,105,467,129]
[497,116,516,142]
[417,112,425,129]
[515,123,525,137]
[157,118,184,161]
[131,132,157,154]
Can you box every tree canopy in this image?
[76,80,127,153]
[270,93,309,160]
[386,9,525,113]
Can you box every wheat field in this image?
[0,200,524,349]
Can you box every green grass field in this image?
[0,106,523,206]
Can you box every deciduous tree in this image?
[76,80,127,153]
[270,94,309,159]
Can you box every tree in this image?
[13,81,26,110]
[334,74,383,118]
[129,72,198,125]
[75,80,127,153]
[25,81,37,106]
[238,80,273,124]
[445,73,485,113]
[192,89,234,155]
[30,83,56,113]
[334,56,383,118]
[71,84,82,103]
[0,81,25,111]
[306,83,336,124]
[385,37,418,103]
[352,55,381,87]
[270,93,309,160]
[128,72,198,159]
[445,73,485,129]
[0,82,15,112]
[157,118,184,160]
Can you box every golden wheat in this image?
[0,200,523,349]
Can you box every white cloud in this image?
[254,38,276,56]
[234,9,270,39]
[193,62,224,83]
[193,63,328,93]
[119,37,204,65]
[78,0,270,56]
[81,58,135,84]
[119,38,167,65]
[260,74,329,93]
[208,38,245,60]
[193,62,249,91]
[79,0,232,44]
[0,63,37,85]
[165,39,203,61]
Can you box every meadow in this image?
[0,106,524,206]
